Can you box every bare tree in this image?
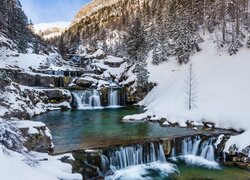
[184,64,196,110]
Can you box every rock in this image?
[43,89,71,103]
[202,121,215,131]
[71,150,102,179]
[159,118,167,125]
[125,83,155,105]
[162,139,172,155]
[1,68,69,87]
[186,120,195,129]
[75,77,96,87]
[100,87,109,106]
[228,144,238,156]
[19,126,54,153]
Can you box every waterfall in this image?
[108,88,119,107]
[180,136,215,161]
[102,142,166,171]
[72,90,102,109]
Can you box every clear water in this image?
[33,106,199,152]
[33,106,250,179]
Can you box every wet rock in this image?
[71,150,103,179]
[162,139,172,155]
[100,87,109,106]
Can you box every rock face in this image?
[0,78,72,119]
[2,68,67,87]
[125,83,155,105]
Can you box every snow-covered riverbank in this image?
[124,34,250,156]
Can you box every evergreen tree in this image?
[152,43,169,65]
[124,17,149,87]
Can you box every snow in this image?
[86,49,105,58]
[214,135,225,149]
[15,120,46,135]
[0,145,82,180]
[124,33,250,153]
[225,131,250,157]
[93,58,127,81]
[104,56,124,64]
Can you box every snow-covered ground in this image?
[124,34,250,154]
[0,145,82,180]
[0,119,82,180]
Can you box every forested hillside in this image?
[56,0,250,64]
[0,0,53,54]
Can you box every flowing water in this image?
[71,90,102,109]
[108,88,119,107]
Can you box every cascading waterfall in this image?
[101,142,166,171]
[180,136,216,161]
[108,88,119,107]
[72,90,102,109]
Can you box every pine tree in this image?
[152,43,169,65]
[123,17,149,87]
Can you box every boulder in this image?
[43,89,72,103]
[74,77,97,88]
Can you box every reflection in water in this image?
[33,107,198,152]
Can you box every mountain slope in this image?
[124,33,250,156]
[34,22,70,39]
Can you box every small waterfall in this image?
[200,139,215,161]
[102,142,166,171]
[108,88,119,107]
[72,90,102,109]
[180,136,216,161]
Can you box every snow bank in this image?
[224,131,250,157]
[0,120,81,180]
[104,56,124,64]
[0,145,82,180]
[15,120,47,135]
[125,34,250,152]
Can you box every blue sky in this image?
[19,0,90,24]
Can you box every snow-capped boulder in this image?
[15,120,54,153]
[74,76,98,88]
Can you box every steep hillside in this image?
[0,0,49,54]
[0,0,73,73]
[59,0,250,61]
